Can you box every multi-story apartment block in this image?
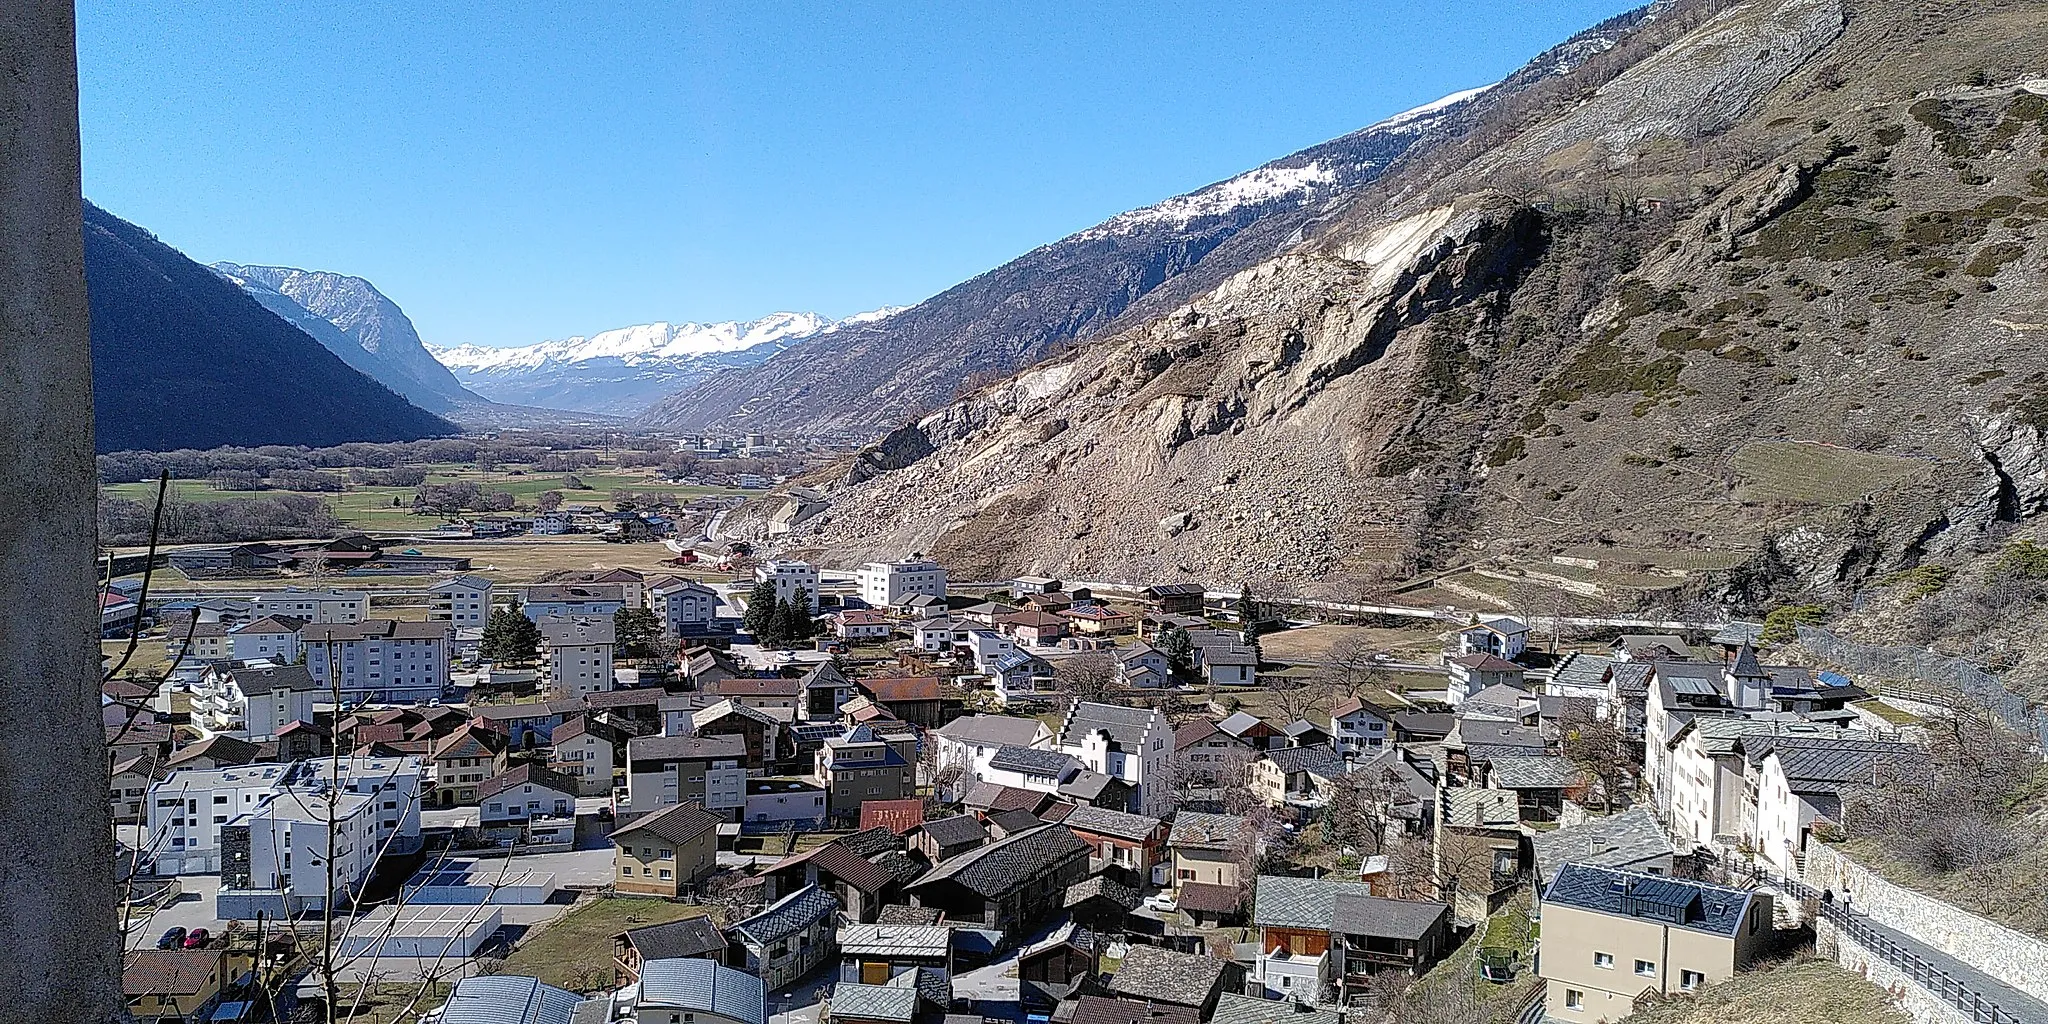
[856,558,946,609]
[302,619,450,704]
[147,763,295,875]
[428,575,493,628]
[190,661,320,741]
[538,615,616,699]
[646,576,721,635]
[249,588,367,624]
[218,788,379,915]
[226,617,304,665]
[624,734,748,817]
[755,560,820,613]
[519,584,628,621]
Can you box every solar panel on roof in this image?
[1670,675,1720,696]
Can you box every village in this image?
[102,543,2047,1024]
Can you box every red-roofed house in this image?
[860,798,926,836]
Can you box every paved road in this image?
[1838,911,2048,1024]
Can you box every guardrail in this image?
[1768,871,2027,1024]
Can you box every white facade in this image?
[311,754,427,854]
[228,622,303,665]
[648,579,720,634]
[190,662,318,741]
[966,630,1017,672]
[540,617,616,698]
[744,779,828,826]
[429,576,494,628]
[1056,702,1174,818]
[857,558,947,608]
[147,763,295,875]
[249,588,367,624]
[755,560,820,612]
[303,620,450,704]
[481,777,575,826]
[931,715,1054,803]
[226,789,379,910]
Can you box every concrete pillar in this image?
[0,3,121,1023]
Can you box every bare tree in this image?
[1316,635,1392,699]
[1557,705,1634,813]
[1266,673,1334,726]
[1053,652,1114,703]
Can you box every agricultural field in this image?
[1731,441,1934,504]
[1257,622,1445,663]
[102,465,748,533]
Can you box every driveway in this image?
[122,875,223,951]
[506,845,616,889]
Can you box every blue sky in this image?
[77,1,1637,348]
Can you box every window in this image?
[1635,960,1656,978]
[1593,952,1614,969]
[1565,989,1583,1010]
[1681,970,1705,991]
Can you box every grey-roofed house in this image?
[1110,943,1238,1015]
[911,814,989,864]
[1062,806,1167,884]
[825,981,923,1024]
[1529,807,1675,903]
[616,915,726,984]
[1208,992,1341,1024]
[1537,866,1771,1024]
[1018,922,1101,1011]
[1167,812,1251,890]
[1743,734,1923,875]
[1063,874,1143,933]
[1249,875,1375,1002]
[1250,743,1351,808]
[1482,755,1583,823]
[1328,894,1452,984]
[430,974,587,1024]
[838,923,954,996]
[1054,700,1174,817]
[729,884,840,991]
[906,824,1090,941]
[637,956,768,1024]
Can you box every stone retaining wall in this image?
[1819,920,1976,1024]
[1804,843,2048,1006]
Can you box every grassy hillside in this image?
[1621,958,1907,1024]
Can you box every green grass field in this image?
[102,467,747,531]
[500,897,721,992]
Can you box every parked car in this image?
[1141,894,1177,913]
[156,927,187,949]
[182,927,210,948]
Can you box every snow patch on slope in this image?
[433,306,906,372]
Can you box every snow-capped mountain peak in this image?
[429,306,905,416]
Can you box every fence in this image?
[1795,625,2048,744]
[1768,870,2030,1024]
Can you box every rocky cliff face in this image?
[634,8,1661,438]
[764,0,2048,607]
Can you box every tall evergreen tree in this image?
[1237,584,1259,645]
[482,606,541,663]
[613,607,663,660]
[1159,624,1195,678]
[786,587,815,643]
[742,579,780,636]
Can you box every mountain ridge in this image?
[430,307,904,416]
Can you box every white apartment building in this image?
[190,661,319,741]
[755,560,820,613]
[857,558,946,609]
[1054,700,1174,817]
[249,588,367,624]
[538,615,616,699]
[227,617,304,665]
[302,619,450,704]
[429,575,494,628]
[930,714,1054,802]
[147,763,296,875]
[219,788,379,914]
[519,584,629,621]
[150,758,427,878]
[647,577,720,635]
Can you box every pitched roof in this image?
[1328,894,1448,940]
[808,843,898,893]
[1070,996,1199,1024]
[226,662,317,694]
[1173,719,1223,749]
[1175,881,1242,914]
[732,884,839,946]
[962,781,1052,815]
[613,802,721,848]
[122,948,222,997]
[909,824,1089,899]
[1215,711,1270,737]
[1109,944,1228,1007]
[917,814,989,849]
[477,762,580,801]
[1167,812,1248,850]
[620,915,727,961]
[639,957,767,1024]
[1062,805,1162,842]
[1548,652,1615,690]
[836,923,952,958]
[1486,756,1583,790]
[1209,992,1342,1024]
[860,799,926,835]
[827,982,921,1023]
[859,675,943,703]
[166,734,261,767]
[1065,875,1142,911]
[1529,807,1674,883]
[1542,864,1755,936]
[433,974,586,1024]
[1252,875,1374,929]
[628,734,748,762]
[1057,701,1163,749]
[1263,744,1348,778]
[709,677,801,698]
[990,745,1078,777]
[1449,653,1522,672]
